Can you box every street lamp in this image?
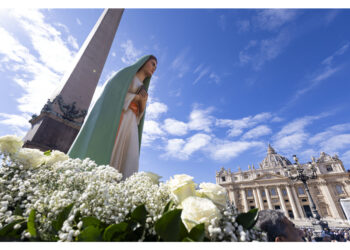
[285,155,328,235]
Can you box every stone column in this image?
[320,183,342,219]
[229,188,237,207]
[241,189,249,212]
[343,181,350,196]
[277,186,288,216]
[252,188,260,209]
[286,185,300,219]
[256,188,264,210]
[292,186,305,218]
[264,187,273,209]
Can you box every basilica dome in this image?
[259,144,292,169]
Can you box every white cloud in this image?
[236,19,250,32]
[309,123,350,145]
[218,15,226,31]
[120,39,142,65]
[193,66,210,85]
[163,138,186,159]
[76,18,82,26]
[216,112,272,137]
[0,17,75,115]
[285,43,348,109]
[274,132,308,152]
[312,66,340,83]
[324,10,340,26]
[341,150,350,166]
[209,73,220,84]
[322,42,349,66]
[187,107,214,133]
[0,113,31,138]
[171,48,190,78]
[182,133,211,157]
[163,133,211,160]
[209,140,263,162]
[254,9,298,31]
[0,113,31,129]
[143,120,165,136]
[146,101,168,120]
[242,125,272,139]
[271,116,284,122]
[10,9,77,74]
[67,35,79,50]
[239,29,290,70]
[320,134,350,154]
[273,114,328,152]
[141,119,166,147]
[163,118,188,136]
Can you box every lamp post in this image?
[285,155,328,235]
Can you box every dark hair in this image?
[137,55,157,72]
[255,210,288,242]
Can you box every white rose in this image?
[181,196,221,232]
[14,148,45,168]
[45,150,69,166]
[166,174,196,204]
[143,172,161,184]
[196,182,227,209]
[0,135,24,154]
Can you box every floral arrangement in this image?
[0,135,267,242]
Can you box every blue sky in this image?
[0,8,350,183]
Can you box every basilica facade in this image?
[216,145,350,228]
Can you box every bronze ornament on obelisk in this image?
[23,9,124,153]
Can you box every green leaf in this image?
[124,224,144,241]
[236,208,259,230]
[27,209,37,238]
[81,216,102,229]
[154,209,188,241]
[77,226,102,241]
[130,204,147,225]
[162,200,174,214]
[0,219,25,237]
[103,222,128,241]
[188,223,205,241]
[74,210,81,224]
[52,203,74,232]
[44,150,51,156]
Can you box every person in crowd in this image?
[255,210,305,242]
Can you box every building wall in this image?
[216,150,350,227]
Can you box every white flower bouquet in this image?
[0,135,267,242]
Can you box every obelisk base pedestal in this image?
[23,113,80,153]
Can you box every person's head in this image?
[137,55,157,77]
[255,209,304,242]
[322,234,331,242]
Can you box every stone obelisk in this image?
[23,9,124,153]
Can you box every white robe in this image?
[109,76,144,179]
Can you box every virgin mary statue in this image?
[68,55,157,179]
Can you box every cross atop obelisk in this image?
[23,9,124,153]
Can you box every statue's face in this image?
[142,58,157,77]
